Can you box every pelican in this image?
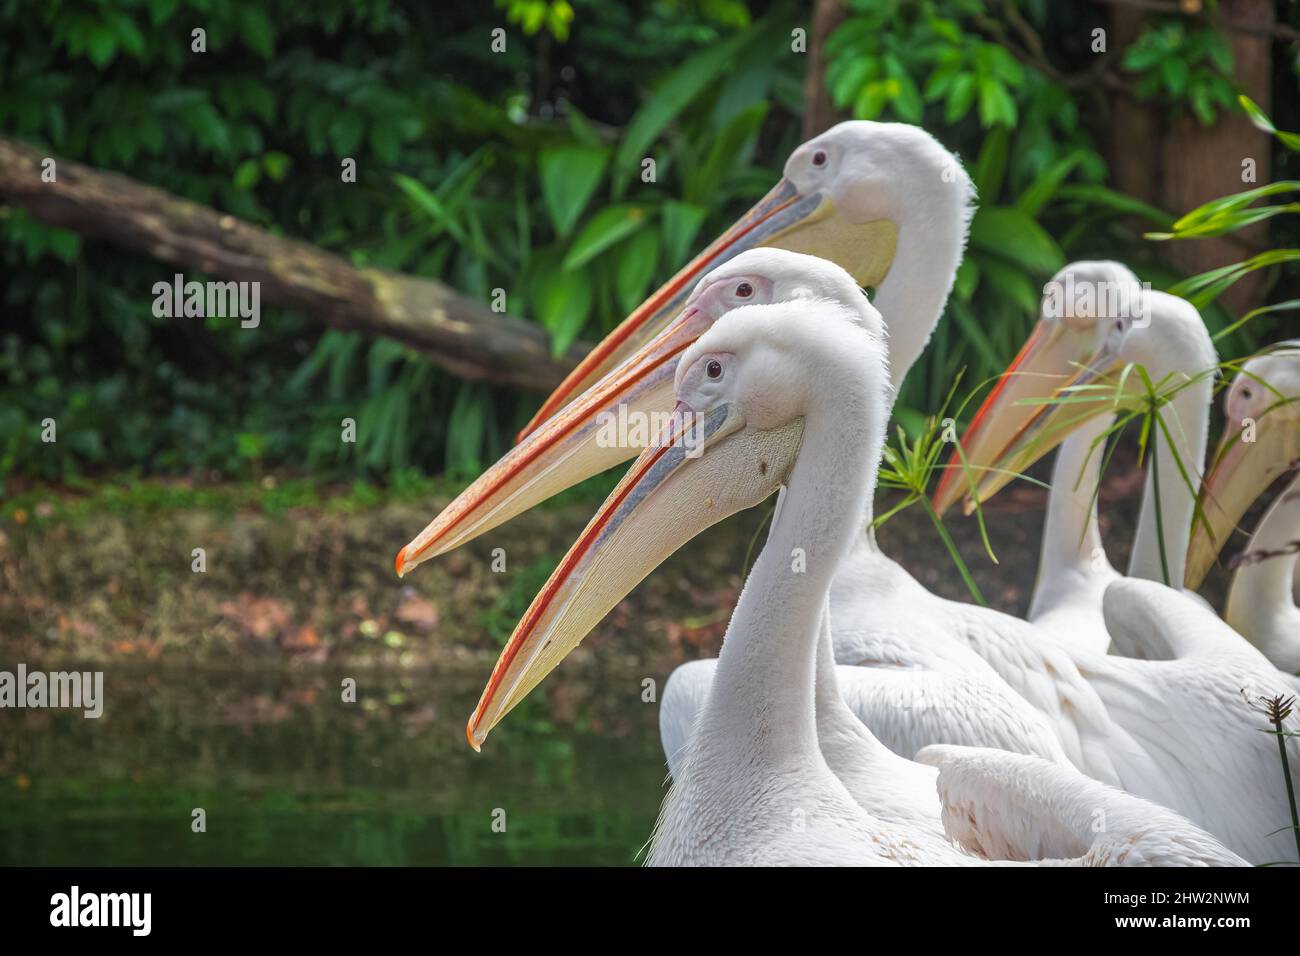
[395,120,965,571]
[465,299,1244,866]
[629,260,1298,863]
[1185,342,1300,676]
[395,126,1068,765]
[932,261,1217,652]
[1224,474,1300,678]
[395,125,1298,858]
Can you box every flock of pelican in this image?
[396,122,1300,867]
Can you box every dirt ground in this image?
[0,457,1231,678]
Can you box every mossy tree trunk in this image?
[0,137,589,392]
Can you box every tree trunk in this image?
[0,137,587,392]
[1160,0,1274,315]
[802,0,848,139]
[1107,0,1274,317]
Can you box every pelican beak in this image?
[465,404,802,750]
[516,179,898,441]
[394,306,712,576]
[394,187,895,576]
[1184,404,1300,589]
[932,321,1125,516]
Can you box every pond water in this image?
[0,665,667,866]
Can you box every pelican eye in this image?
[812,149,827,167]
[706,360,723,380]
[735,281,754,298]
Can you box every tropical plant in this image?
[820,0,1181,431]
[1151,96,1300,342]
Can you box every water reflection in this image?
[0,665,666,865]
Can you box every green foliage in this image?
[825,5,1024,128]
[823,1,1127,420]
[875,375,1001,605]
[0,0,799,491]
[1123,21,1235,125]
[2,0,1288,495]
[498,0,576,41]
[1150,97,1300,336]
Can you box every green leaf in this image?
[954,257,979,303]
[330,113,365,157]
[563,205,650,270]
[149,0,179,25]
[535,268,594,356]
[854,80,893,121]
[262,152,291,181]
[978,257,1040,315]
[1212,299,1300,342]
[971,127,1009,202]
[241,7,275,57]
[661,200,707,268]
[612,33,745,197]
[1158,182,1300,237]
[1055,184,1173,227]
[446,383,489,477]
[977,78,1017,128]
[1168,249,1300,308]
[539,145,609,237]
[233,159,261,190]
[392,174,467,245]
[616,228,660,314]
[1016,151,1087,219]
[85,26,118,68]
[970,207,1065,274]
[685,101,768,205]
[945,73,976,122]
[950,300,1003,371]
[104,11,146,57]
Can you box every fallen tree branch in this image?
[0,136,588,392]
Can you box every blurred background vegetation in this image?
[1,0,1297,492]
[5,0,1300,868]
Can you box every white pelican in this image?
[1223,475,1300,679]
[396,126,1067,765]
[1185,342,1300,675]
[931,260,1217,652]
[395,120,966,571]
[541,252,1298,863]
[465,299,1245,866]
[394,123,1298,859]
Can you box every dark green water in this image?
[0,665,666,865]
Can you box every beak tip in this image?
[466,719,484,752]
[394,545,408,578]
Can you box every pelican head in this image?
[932,261,1214,515]
[516,120,968,440]
[464,297,887,749]
[395,250,881,576]
[1185,341,1300,588]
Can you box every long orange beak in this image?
[395,306,711,576]
[516,178,814,442]
[394,178,900,575]
[932,321,1126,516]
[465,403,801,750]
[1184,400,1300,589]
